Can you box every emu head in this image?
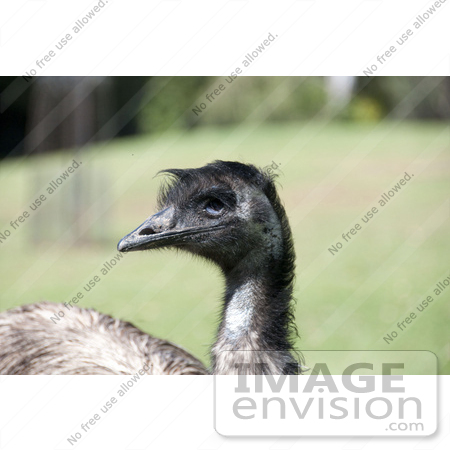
[117,161,286,272]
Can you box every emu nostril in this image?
[139,227,157,236]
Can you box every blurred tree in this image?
[1,76,448,160]
[137,77,329,132]
[138,77,212,133]
[353,77,450,119]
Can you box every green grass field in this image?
[1,121,449,373]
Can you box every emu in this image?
[0,161,299,375]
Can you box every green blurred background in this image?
[0,76,449,373]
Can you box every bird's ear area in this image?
[193,188,237,209]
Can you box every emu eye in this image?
[204,199,225,216]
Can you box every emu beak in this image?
[117,206,225,253]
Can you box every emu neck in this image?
[211,245,297,374]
